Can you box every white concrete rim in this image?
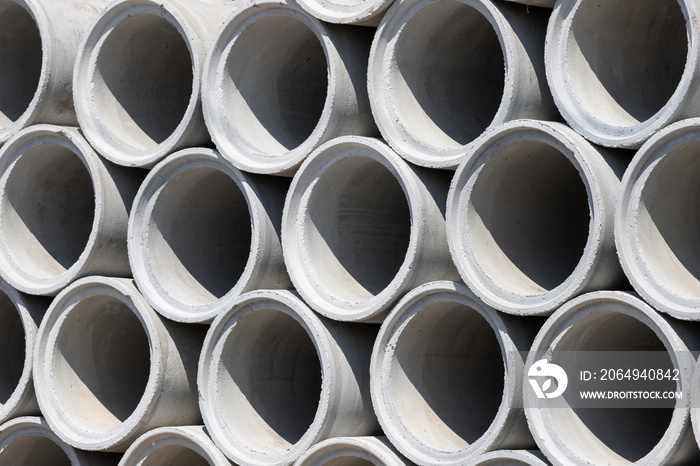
[0,124,104,295]
[119,426,230,465]
[369,0,515,169]
[469,449,548,466]
[203,0,336,175]
[545,0,699,148]
[0,282,36,424]
[371,281,519,465]
[282,136,422,322]
[295,0,389,26]
[616,118,700,320]
[296,436,407,465]
[447,120,602,316]
[0,416,82,464]
[198,289,336,466]
[128,147,261,324]
[74,0,201,167]
[33,276,165,451]
[524,291,694,466]
[0,0,50,144]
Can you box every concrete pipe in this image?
[0,125,142,296]
[119,426,233,466]
[468,450,549,466]
[295,0,393,26]
[446,120,628,316]
[74,0,233,168]
[0,0,109,144]
[33,276,206,452]
[282,136,459,323]
[503,0,554,7]
[203,0,377,176]
[0,417,120,465]
[0,281,47,424]
[616,118,700,321]
[371,281,540,466]
[199,289,380,466]
[546,0,700,149]
[128,148,290,324]
[295,436,414,466]
[368,0,556,169]
[525,291,700,466]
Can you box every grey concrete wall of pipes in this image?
[0,0,696,465]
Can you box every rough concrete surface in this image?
[467,449,550,466]
[295,436,415,466]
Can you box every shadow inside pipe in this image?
[0,292,23,405]
[0,3,41,127]
[393,2,503,148]
[0,436,71,465]
[95,13,193,150]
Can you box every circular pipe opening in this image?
[140,445,209,466]
[303,156,410,302]
[548,312,672,464]
[1,144,94,279]
[221,14,328,155]
[51,295,150,433]
[93,13,193,150]
[0,435,70,464]
[0,291,23,406]
[324,458,374,466]
[467,140,590,294]
[147,167,252,306]
[389,301,504,451]
[216,309,322,453]
[564,0,686,127]
[636,145,700,300]
[0,1,41,128]
[391,2,504,148]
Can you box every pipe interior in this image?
[2,144,94,279]
[0,2,41,128]
[217,309,322,453]
[391,2,504,148]
[467,140,590,295]
[549,312,672,464]
[323,457,375,466]
[305,156,411,302]
[0,435,71,465]
[140,445,209,466]
[637,144,700,300]
[0,291,23,405]
[566,0,686,126]
[223,15,327,155]
[390,301,504,451]
[147,167,251,306]
[51,295,151,433]
[93,13,193,150]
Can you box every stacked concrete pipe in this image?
[0,125,142,296]
[33,276,206,452]
[0,416,120,465]
[73,0,234,168]
[371,281,541,465]
[447,119,628,316]
[616,118,700,321]
[283,136,459,323]
[368,0,557,169]
[203,0,377,175]
[0,0,110,144]
[295,436,414,466]
[198,289,380,465]
[128,147,290,324]
[295,0,394,26]
[0,281,46,424]
[119,426,233,466]
[525,291,700,465]
[546,0,700,148]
